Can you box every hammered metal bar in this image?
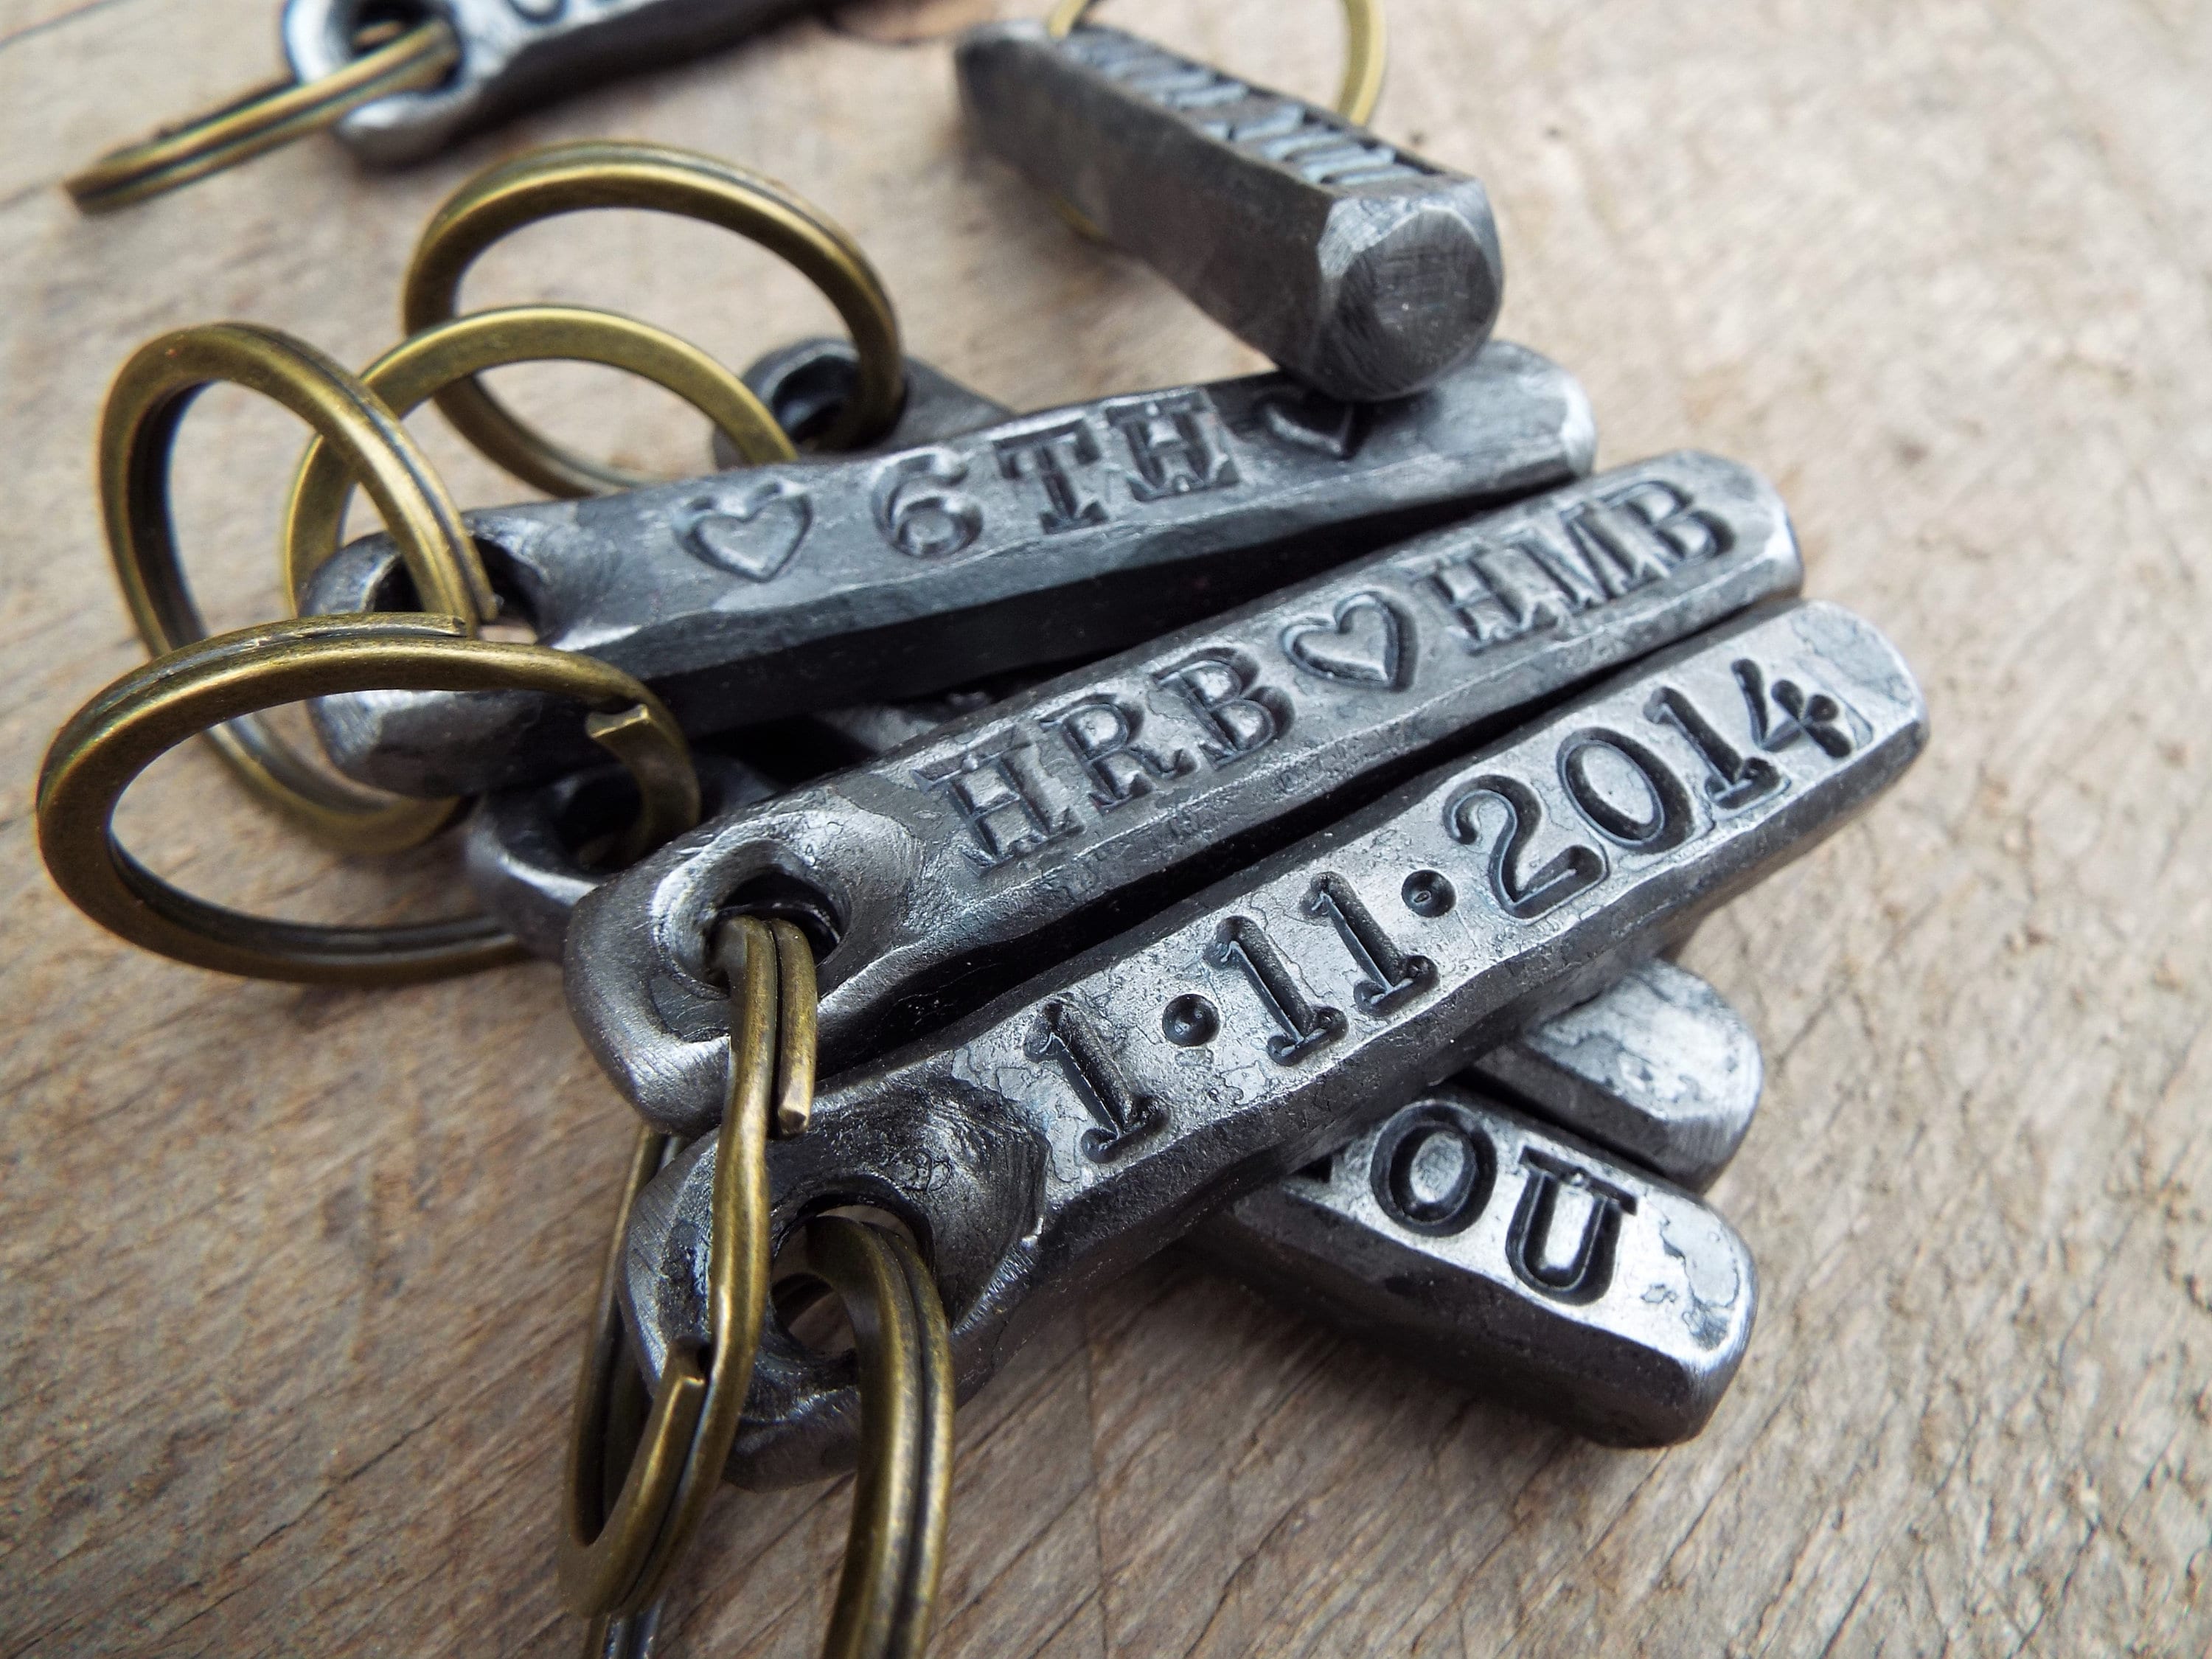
[958,21,1502,400]
[1471,957,1763,1191]
[567,451,1802,1132]
[303,341,1593,796]
[619,601,1925,1484]
[1192,1087,1759,1445]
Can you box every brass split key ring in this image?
[563,917,954,1651]
[34,613,700,984]
[52,139,911,981]
[62,17,461,215]
[403,140,906,490]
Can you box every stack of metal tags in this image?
[39,4,1927,1652]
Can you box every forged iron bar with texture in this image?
[799,711,1775,1197]
[303,341,1592,797]
[617,601,1927,1484]
[470,625,1767,1181]
[282,0,820,167]
[958,21,1502,401]
[475,661,1767,1175]
[472,697,1767,1178]
[478,728,1763,1439]
[1191,1086,1758,1445]
[568,451,1803,1133]
[465,348,1035,961]
[1467,956,1762,1190]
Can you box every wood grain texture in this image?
[1,1,2208,1653]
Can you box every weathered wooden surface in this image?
[2,0,2208,1652]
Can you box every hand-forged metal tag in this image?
[959,21,1502,401]
[567,450,1802,1133]
[301,341,1591,797]
[1193,1084,1759,1447]
[619,601,1924,1485]
[1469,954,1764,1192]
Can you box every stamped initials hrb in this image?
[616,602,1920,1481]
[565,452,1810,1135]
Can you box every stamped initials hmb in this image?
[1429,481,1738,654]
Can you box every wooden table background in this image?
[3,1,2208,1652]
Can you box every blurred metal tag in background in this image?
[959,20,1503,400]
[283,0,821,165]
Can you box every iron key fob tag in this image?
[473,568,1771,1447]
[957,20,1503,401]
[618,600,1925,1486]
[1194,1086,1758,1447]
[302,340,1593,798]
[67,0,825,210]
[1193,962,1767,1448]
[567,450,1802,1134]
[284,0,820,167]
[1470,955,1762,1192]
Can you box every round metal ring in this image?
[100,321,492,855]
[1044,0,1386,122]
[561,911,952,1651]
[560,917,795,1618]
[279,304,799,610]
[808,1214,955,1658]
[404,141,904,495]
[35,613,701,984]
[63,19,461,215]
[611,1215,950,1658]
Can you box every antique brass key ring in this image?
[62,17,461,215]
[99,321,488,856]
[563,917,953,1647]
[100,316,776,856]
[278,302,797,610]
[35,613,700,983]
[1043,0,1385,125]
[403,141,907,494]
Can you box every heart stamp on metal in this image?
[681,480,813,582]
[1280,591,1412,689]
